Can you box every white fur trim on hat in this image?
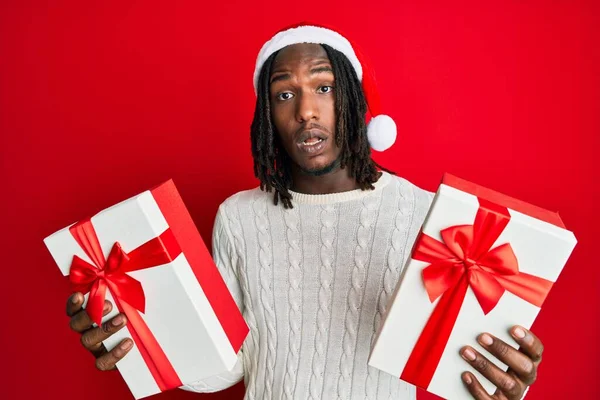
[367,115,397,152]
[253,25,363,93]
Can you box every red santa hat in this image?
[253,23,397,152]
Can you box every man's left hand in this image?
[460,325,543,400]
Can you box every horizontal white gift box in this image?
[369,174,577,400]
[44,180,248,399]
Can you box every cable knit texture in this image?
[307,204,337,400]
[336,193,381,399]
[282,203,303,399]
[184,172,433,400]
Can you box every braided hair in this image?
[251,43,394,209]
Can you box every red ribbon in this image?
[399,199,553,389]
[69,219,183,392]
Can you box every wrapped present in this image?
[44,180,248,399]
[368,173,577,400]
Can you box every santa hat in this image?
[253,23,397,152]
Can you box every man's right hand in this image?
[67,292,134,371]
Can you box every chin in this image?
[298,156,340,176]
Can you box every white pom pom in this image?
[367,115,397,152]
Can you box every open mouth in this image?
[301,137,325,147]
[295,127,329,155]
[296,136,327,154]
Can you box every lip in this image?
[296,128,328,144]
[295,135,328,155]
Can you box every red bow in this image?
[70,242,145,327]
[400,199,553,389]
[414,211,521,315]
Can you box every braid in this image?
[251,51,294,208]
[250,44,395,209]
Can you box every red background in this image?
[1,1,598,399]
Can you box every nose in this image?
[295,91,319,123]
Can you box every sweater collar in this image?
[288,171,392,205]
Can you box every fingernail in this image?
[112,314,124,326]
[462,348,476,361]
[462,373,472,384]
[479,333,493,346]
[513,327,526,339]
[121,339,133,350]
[71,293,80,304]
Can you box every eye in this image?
[276,92,294,101]
[318,86,334,94]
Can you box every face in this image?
[269,43,341,175]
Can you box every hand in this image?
[66,292,133,371]
[460,325,543,399]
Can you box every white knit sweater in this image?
[183,172,433,400]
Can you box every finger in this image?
[66,292,84,317]
[511,326,544,365]
[80,313,127,352]
[493,387,511,400]
[95,338,134,371]
[461,372,494,400]
[69,300,113,333]
[478,332,536,384]
[461,346,523,399]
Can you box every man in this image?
[65,24,544,400]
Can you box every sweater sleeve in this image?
[180,206,246,393]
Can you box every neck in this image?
[290,164,360,195]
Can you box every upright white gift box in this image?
[369,174,577,400]
[44,180,248,399]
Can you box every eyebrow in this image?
[270,64,334,84]
[310,66,333,75]
[270,73,291,84]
